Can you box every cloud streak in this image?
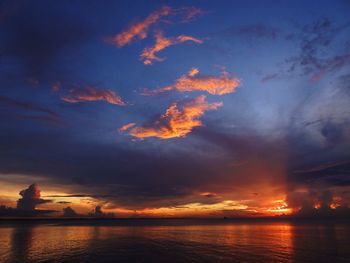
[107,6,171,47]
[118,123,136,133]
[140,31,203,65]
[120,95,222,139]
[144,68,240,95]
[0,95,60,124]
[0,96,58,117]
[62,86,125,105]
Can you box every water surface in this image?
[0,220,349,263]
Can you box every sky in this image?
[0,0,350,218]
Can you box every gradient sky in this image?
[0,0,350,217]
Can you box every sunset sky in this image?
[0,0,350,218]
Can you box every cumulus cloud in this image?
[144,68,240,95]
[140,31,203,65]
[17,184,51,211]
[62,206,78,217]
[89,205,114,218]
[106,6,171,47]
[285,187,350,218]
[120,95,222,139]
[62,86,125,105]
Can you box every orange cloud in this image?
[140,31,203,65]
[107,6,171,47]
[144,68,241,95]
[62,87,125,106]
[121,95,222,139]
[118,122,136,133]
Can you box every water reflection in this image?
[291,223,350,263]
[0,221,349,263]
[9,226,34,263]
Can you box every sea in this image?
[0,219,349,262]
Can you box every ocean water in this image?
[0,220,349,263]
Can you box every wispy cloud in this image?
[106,6,171,47]
[120,95,222,139]
[0,95,57,116]
[140,31,203,65]
[118,123,136,133]
[310,53,350,82]
[263,17,350,82]
[175,6,204,23]
[106,6,204,48]
[0,95,60,124]
[143,68,240,95]
[223,24,281,39]
[62,86,125,106]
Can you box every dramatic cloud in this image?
[140,31,203,65]
[120,95,222,139]
[144,68,240,95]
[89,205,114,218]
[106,5,204,47]
[62,206,78,217]
[1,3,350,218]
[17,184,51,211]
[106,6,171,47]
[62,87,125,105]
[286,187,350,218]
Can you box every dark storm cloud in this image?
[17,184,51,211]
[88,205,114,217]
[62,206,78,217]
[0,1,94,81]
[286,187,350,218]
[0,126,221,208]
[292,160,350,187]
[285,86,350,214]
[1,98,349,211]
[0,184,55,217]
